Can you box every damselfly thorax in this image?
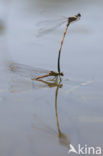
[67,13,81,23]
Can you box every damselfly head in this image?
[76,13,81,18]
[75,13,81,20]
[60,72,64,76]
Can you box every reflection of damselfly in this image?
[37,13,81,74]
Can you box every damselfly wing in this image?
[36,16,67,37]
[36,14,81,37]
[9,62,51,80]
[8,62,63,92]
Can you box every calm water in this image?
[0,0,103,156]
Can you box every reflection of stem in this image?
[55,80,70,147]
[55,83,61,135]
[32,78,70,148]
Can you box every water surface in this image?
[0,0,103,156]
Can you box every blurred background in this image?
[0,0,103,156]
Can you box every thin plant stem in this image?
[58,22,70,73]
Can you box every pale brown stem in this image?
[58,22,70,73]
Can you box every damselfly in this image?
[9,62,63,81]
[37,13,81,74]
[8,62,92,93]
[37,14,81,38]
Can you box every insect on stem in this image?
[34,71,64,80]
[57,13,81,74]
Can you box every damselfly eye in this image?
[77,13,81,17]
